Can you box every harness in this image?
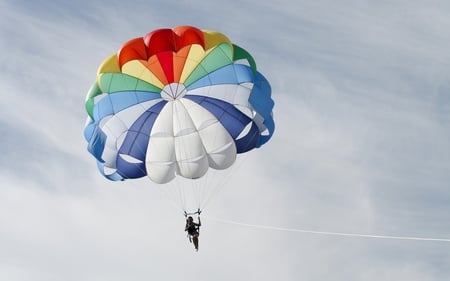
[186,223,199,235]
[185,209,201,240]
[184,209,202,218]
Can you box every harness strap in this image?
[184,209,202,217]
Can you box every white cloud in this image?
[1,0,450,280]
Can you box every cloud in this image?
[1,0,450,280]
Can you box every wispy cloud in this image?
[1,0,450,280]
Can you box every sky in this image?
[1,0,450,280]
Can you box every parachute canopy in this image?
[84,26,274,184]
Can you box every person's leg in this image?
[193,236,199,250]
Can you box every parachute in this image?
[83,26,275,213]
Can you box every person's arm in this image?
[197,217,201,227]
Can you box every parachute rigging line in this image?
[212,218,450,243]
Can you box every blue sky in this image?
[1,0,450,280]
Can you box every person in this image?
[185,215,201,251]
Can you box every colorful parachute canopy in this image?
[84,26,275,184]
